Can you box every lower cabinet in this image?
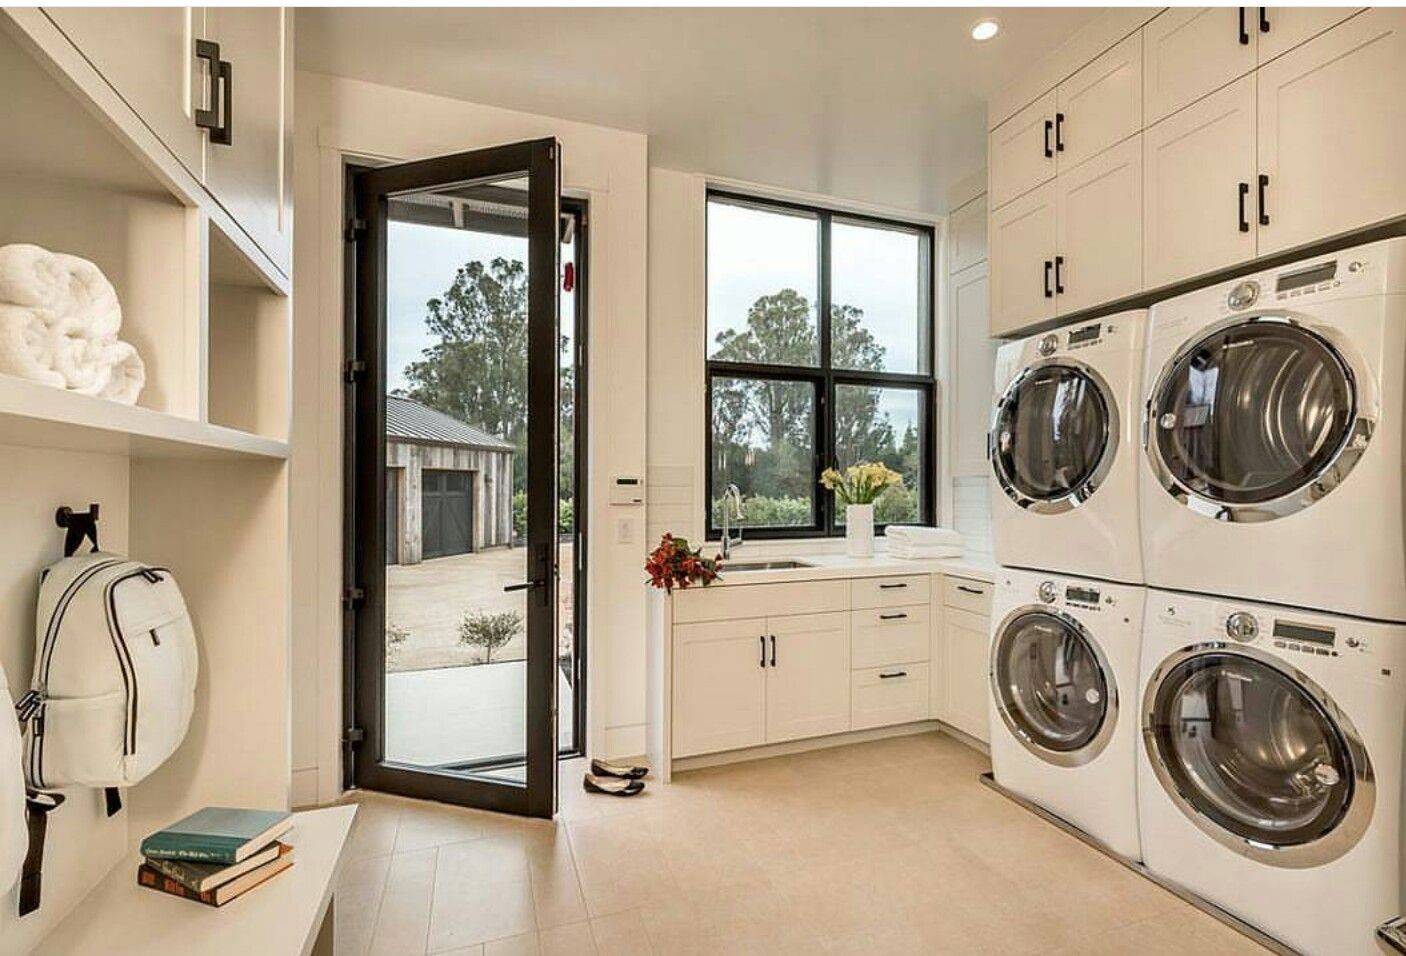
[853,663,930,731]
[944,607,992,744]
[765,612,851,743]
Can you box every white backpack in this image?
[20,551,198,792]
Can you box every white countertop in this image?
[702,550,998,587]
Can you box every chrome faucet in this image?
[720,484,744,559]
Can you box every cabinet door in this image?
[988,182,1056,337]
[951,264,996,476]
[44,7,205,177]
[765,612,850,744]
[1257,9,1406,256]
[1144,75,1257,289]
[989,91,1056,209]
[1055,134,1143,316]
[202,7,290,273]
[1257,6,1359,64]
[672,619,767,757]
[944,608,991,744]
[1143,7,1257,124]
[948,194,988,274]
[1056,32,1142,173]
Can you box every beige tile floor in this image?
[333,731,1269,955]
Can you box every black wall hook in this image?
[55,504,100,557]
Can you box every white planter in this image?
[846,503,875,557]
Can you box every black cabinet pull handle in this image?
[879,612,908,621]
[878,582,908,590]
[1238,7,1250,44]
[1258,174,1270,226]
[759,635,766,668]
[1043,119,1053,159]
[1054,113,1065,152]
[879,671,908,680]
[1054,255,1065,295]
[1044,260,1053,298]
[956,585,985,595]
[1238,182,1250,233]
[769,634,777,667]
[1259,7,1269,33]
[194,39,233,146]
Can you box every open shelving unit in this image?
[0,14,293,952]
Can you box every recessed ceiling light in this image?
[971,19,1000,41]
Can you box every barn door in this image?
[349,139,561,817]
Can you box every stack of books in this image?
[137,807,295,907]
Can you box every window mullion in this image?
[818,211,834,536]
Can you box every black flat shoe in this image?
[590,758,648,780]
[583,774,645,797]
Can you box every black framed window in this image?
[706,191,936,539]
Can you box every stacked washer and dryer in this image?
[985,238,1406,956]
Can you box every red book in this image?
[137,845,293,907]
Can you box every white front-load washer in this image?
[1139,589,1406,955]
[990,310,1146,584]
[1141,237,1406,620]
[988,568,1146,860]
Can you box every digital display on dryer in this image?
[1066,586,1100,605]
[1273,620,1335,646]
[1276,261,1336,292]
[1068,323,1101,346]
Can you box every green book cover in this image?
[141,807,292,864]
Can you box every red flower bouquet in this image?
[645,534,722,591]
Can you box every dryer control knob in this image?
[1037,334,1058,357]
[1226,612,1259,642]
[1227,280,1260,310]
[1038,581,1059,604]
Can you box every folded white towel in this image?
[888,543,964,560]
[885,525,964,548]
[0,304,65,389]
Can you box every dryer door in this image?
[990,360,1117,514]
[991,609,1116,766]
[1146,316,1371,520]
[1142,645,1373,867]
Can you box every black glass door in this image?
[992,363,1113,510]
[350,139,561,817]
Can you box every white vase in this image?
[846,503,875,557]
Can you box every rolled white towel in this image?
[96,340,145,405]
[885,525,964,548]
[0,304,65,389]
[50,252,122,339]
[889,543,964,560]
[53,331,114,396]
[0,244,74,313]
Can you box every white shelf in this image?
[0,373,288,461]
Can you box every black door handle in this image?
[1054,113,1065,152]
[194,39,233,146]
[769,634,777,667]
[879,671,908,680]
[1258,174,1270,226]
[503,580,545,592]
[1043,119,1053,159]
[1238,7,1250,44]
[1259,7,1270,32]
[1238,182,1250,233]
[1054,255,1065,295]
[1044,260,1053,299]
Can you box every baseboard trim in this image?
[672,720,947,774]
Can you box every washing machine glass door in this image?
[991,361,1116,514]
[1143,647,1373,867]
[1148,318,1364,519]
[992,610,1115,767]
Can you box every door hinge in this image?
[344,726,366,748]
[343,359,367,384]
[342,587,366,610]
[345,217,367,242]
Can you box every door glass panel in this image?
[1152,322,1354,504]
[1148,653,1354,846]
[994,612,1108,752]
[382,175,533,772]
[993,365,1109,500]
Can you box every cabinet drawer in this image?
[851,575,930,610]
[673,579,848,624]
[851,605,930,670]
[942,576,993,615]
[852,663,930,731]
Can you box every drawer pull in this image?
[878,583,908,590]
[879,612,908,621]
[956,585,985,595]
[879,671,908,680]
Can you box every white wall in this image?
[291,72,650,804]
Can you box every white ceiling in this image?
[296,7,1098,213]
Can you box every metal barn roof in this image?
[386,395,515,452]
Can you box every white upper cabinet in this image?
[1256,8,1406,256]
[202,7,291,274]
[947,194,988,274]
[950,264,995,476]
[44,8,206,178]
[1055,134,1142,316]
[1256,6,1360,64]
[1144,74,1258,288]
[989,182,1057,337]
[764,613,851,744]
[1143,7,1257,124]
[1055,32,1142,173]
[989,91,1057,209]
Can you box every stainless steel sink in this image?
[722,560,814,572]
